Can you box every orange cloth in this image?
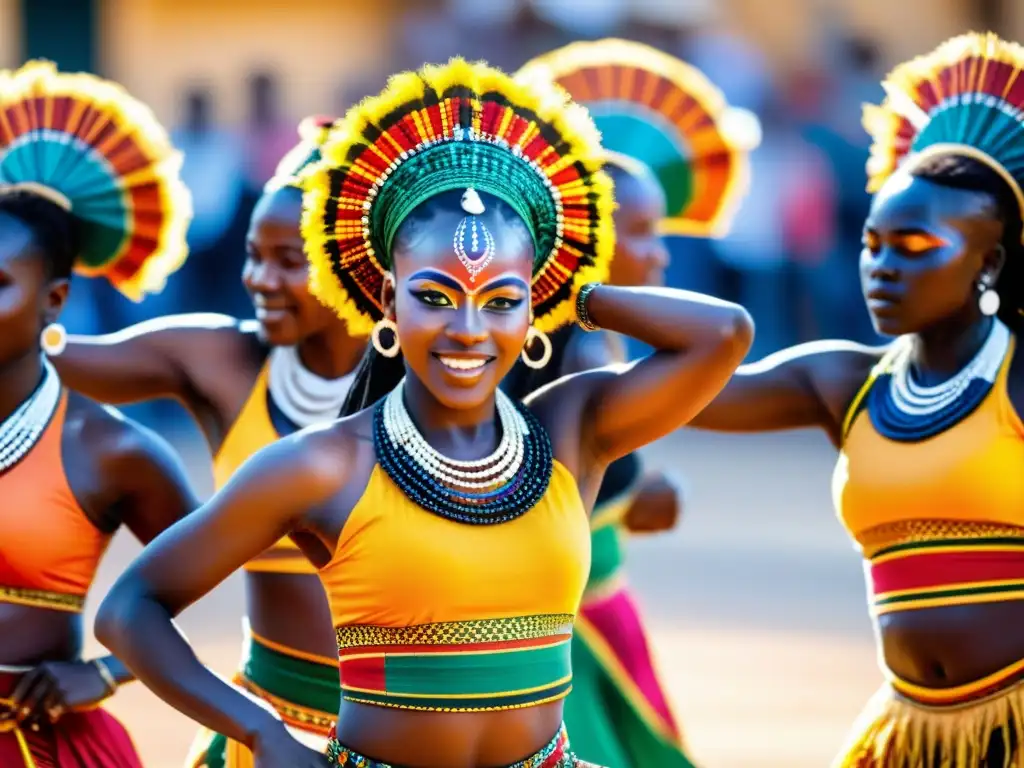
[0,394,111,611]
[212,361,312,574]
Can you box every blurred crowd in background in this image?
[37,2,916,431]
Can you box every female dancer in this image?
[93,58,753,767]
[47,116,366,765]
[689,32,1024,765]
[0,60,198,766]
[507,38,761,768]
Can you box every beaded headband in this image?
[264,115,340,193]
[0,60,191,300]
[301,57,614,337]
[863,31,1024,241]
[517,38,761,238]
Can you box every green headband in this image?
[373,141,558,271]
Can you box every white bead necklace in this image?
[888,319,1009,417]
[381,382,528,490]
[267,345,355,428]
[0,358,61,473]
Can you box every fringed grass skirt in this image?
[835,661,1024,767]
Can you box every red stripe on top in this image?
[339,656,386,691]
[870,548,1024,594]
[337,632,572,659]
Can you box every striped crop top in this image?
[833,335,1024,617]
[213,360,312,574]
[0,394,113,612]
[318,460,591,712]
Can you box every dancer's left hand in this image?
[11,660,114,726]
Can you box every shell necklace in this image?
[267,345,355,428]
[0,357,61,474]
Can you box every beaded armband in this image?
[576,282,601,332]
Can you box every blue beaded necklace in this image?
[866,319,1010,443]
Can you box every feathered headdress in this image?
[0,60,191,300]
[301,57,614,338]
[863,31,1024,231]
[264,115,340,193]
[516,38,761,238]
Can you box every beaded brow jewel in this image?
[453,188,496,282]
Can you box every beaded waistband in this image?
[867,536,1024,616]
[336,615,574,712]
[326,723,585,767]
[0,586,84,612]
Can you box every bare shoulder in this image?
[63,392,170,468]
[227,405,376,502]
[758,339,889,426]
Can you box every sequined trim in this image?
[235,675,335,734]
[335,614,575,650]
[0,586,84,612]
[858,519,1024,559]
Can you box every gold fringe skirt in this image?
[835,661,1024,767]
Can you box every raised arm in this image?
[686,339,885,445]
[547,285,753,464]
[53,313,245,405]
[94,429,346,767]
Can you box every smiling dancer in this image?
[507,38,760,768]
[689,32,1024,766]
[0,60,198,767]
[92,57,753,767]
[47,115,365,766]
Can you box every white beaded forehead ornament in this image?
[454,188,495,282]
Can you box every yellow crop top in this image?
[317,460,591,712]
[833,336,1024,616]
[213,361,312,575]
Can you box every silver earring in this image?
[41,323,67,356]
[979,281,1001,316]
[371,318,400,357]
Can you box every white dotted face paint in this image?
[454,187,496,281]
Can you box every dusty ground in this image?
[83,426,882,768]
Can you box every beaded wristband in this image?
[92,658,119,697]
[576,282,601,331]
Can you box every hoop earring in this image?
[521,326,552,369]
[371,318,401,358]
[41,323,67,356]
[979,281,1001,317]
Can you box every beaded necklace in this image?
[868,318,1010,442]
[267,345,354,429]
[373,381,553,524]
[0,358,61,475]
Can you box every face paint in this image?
[453,188,496,281]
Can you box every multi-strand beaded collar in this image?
[0,358,61,475]
[373,381,553,524]
[867,318,1010,442]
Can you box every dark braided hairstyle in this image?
[910,154,1024,330]
[0,189,80,280]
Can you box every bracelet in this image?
[575,282,601,331]
[92,658,119,697]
